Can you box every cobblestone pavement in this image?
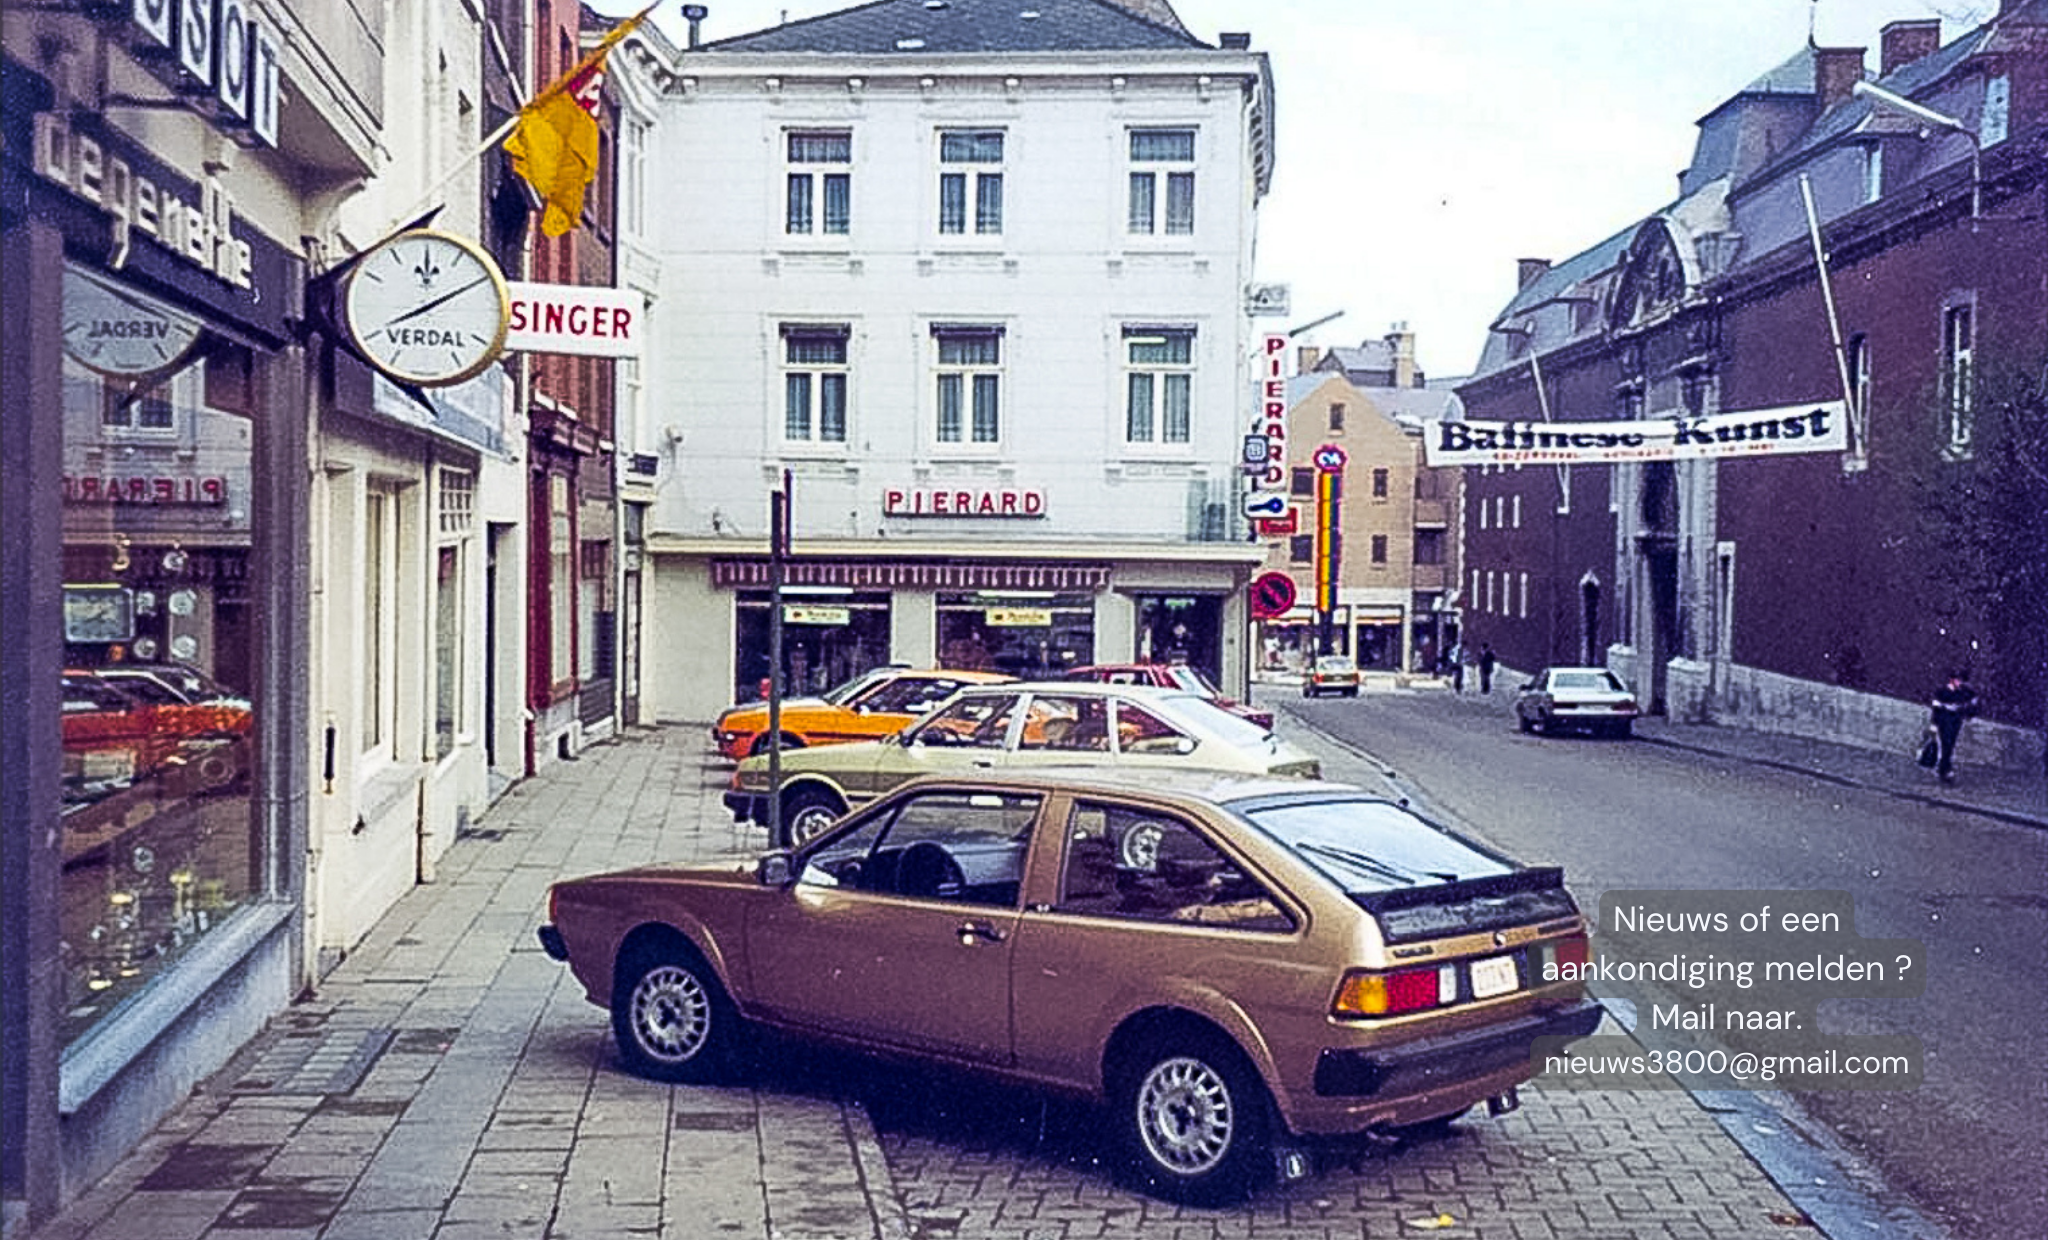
[31,722,1846,1240]
[29,728,910,1240]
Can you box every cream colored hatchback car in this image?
[727,681,1321,847]
[540,771,1602,1204]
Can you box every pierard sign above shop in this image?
[1423,403,1849,467]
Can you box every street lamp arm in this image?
[1852,80,1969,135]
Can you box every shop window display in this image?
[937,592,1094,679]
[57,355,259,1046]
[735,591,892,701]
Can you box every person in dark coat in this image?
[1929,670,1979,783]
[1477,643,1497,694]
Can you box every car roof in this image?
[897,667,1015,682]
[965,679,1188,699]
[878,768,1377,809]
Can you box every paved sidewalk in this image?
[29,729,910,1240]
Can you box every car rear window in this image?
[1550,671,1622,692]
[1235,798,1511,893]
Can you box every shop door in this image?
[1135,595,1223,684]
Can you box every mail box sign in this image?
[505,283,646,358]
[884,488,1047,518]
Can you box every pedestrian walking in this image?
[1927,669,1978,784]
[1447,641,1466,693]
[1478,642,1497,694]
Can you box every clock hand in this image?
[380,274,494,334]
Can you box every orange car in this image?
[710,666,1014,760]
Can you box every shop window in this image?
[56,354,260,1046]
[1123,326,1194,444]
[787,130,852,235]
[735,591,892,700]
[363,487,395,753]
[782,325,850,443]
[937,591,1094,678]
[1128,127,1195,235]
[434,545,462,760]
[938,129,1004,236]
[578,538,612,687]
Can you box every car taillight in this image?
[547,885,558,923]
[1614,699,1636,712]
[1530,933,1590,982]
[1333,965,1454,1017]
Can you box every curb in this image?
[841,1100,914,1240]
[1636,733,2048,832]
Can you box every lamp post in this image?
[1853,80,1980,224]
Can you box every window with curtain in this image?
[781,325,850,443]
[786,130,852,235]
[938,129,1004,235]
[1128,128,1195,235]
[1123,326,1194,444]
[933,327,1002,444]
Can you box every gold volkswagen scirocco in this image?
[538,771,1601,1203]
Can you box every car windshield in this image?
[1233,797,1512,894]
[1165,665,1221,696]
[1550,671,1623,693]
[1315,656,1355,673]
[820,666,895,705]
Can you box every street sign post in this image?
[1250,572,1297,621]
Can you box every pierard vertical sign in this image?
[1251,333,1289,488]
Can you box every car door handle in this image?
[957,920,1006,945]
[972,758,995,768]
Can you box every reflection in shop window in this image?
[937,592,1094,678]
[435,546,461,760]
[548,475,574,691]
[57,352,261,1047]
[734,590,893,702]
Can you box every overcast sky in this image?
[613,0,1992,378]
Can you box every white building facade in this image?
[612,1,1276,724]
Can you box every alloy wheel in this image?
[1134,1055,1235,1175]
[631,964,711,1063]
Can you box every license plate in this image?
[1470,955,1520,999]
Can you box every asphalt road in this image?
[1278,686,2048,1240]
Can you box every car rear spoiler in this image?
[1349,866,1576,944]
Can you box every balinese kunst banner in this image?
[1425,402,1847,466]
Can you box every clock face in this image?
[344,230,510,387]
[63,265,203,377]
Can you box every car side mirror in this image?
[1519,681,1535,692]
[1175,737,1197,755]
[756,851,794,886]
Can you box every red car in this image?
[1062,663,1275,730]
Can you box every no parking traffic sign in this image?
[1250,572,1297,621]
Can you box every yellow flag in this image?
[505,3,658,237]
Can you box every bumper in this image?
[536,924,569,961]
[1311,997,1605,1099]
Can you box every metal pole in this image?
[766,480,787,846]
[1800,174,1863,468]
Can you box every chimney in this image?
[1880,20,1940,76]
[1517,258,1551,289]
[1297,345,1322,373]
[1218,32,1251,49]
[1814,46,1867,112]
[1387,324,1417,390]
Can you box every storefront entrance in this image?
[938,592,1095,678]
[1133,594,1223,684]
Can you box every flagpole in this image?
[364,0,659,248]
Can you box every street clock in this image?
[343,229,511,388]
